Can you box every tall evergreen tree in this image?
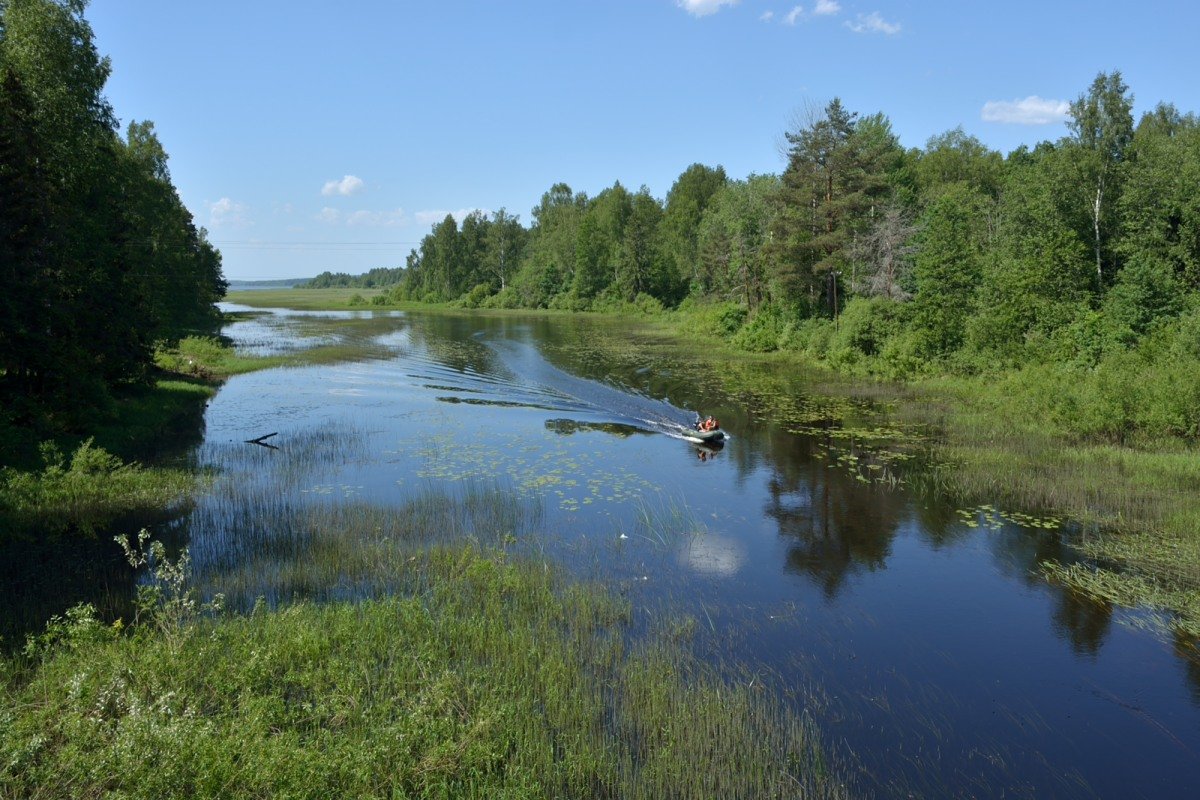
[769,100,898,314]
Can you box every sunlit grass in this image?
[1,529,847,799]
[226,288,408,310]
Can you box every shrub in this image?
[461,283,493,309]
[731,306,786,352]
[482,287,521,309]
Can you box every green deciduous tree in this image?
[482,208,525,291]
[697,174,778,308]
[617,188,664,301]
[909,185,991,357]
[1119,105,1200,290]
[660,163,727,302]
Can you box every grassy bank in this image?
[1,541,845,799]
[0,334,256,537]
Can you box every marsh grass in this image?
[1,533,847,799]
[898,380,1200,635]
[189,484,541,610]
[0,439,196,536]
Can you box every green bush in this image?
[731,305,786,352]
[482,287,522,309]
[779,317,834,358]
[671,301,748,338]
[461,283,494,309]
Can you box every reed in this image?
[1,534,848,799]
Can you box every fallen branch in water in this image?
[245,432,279,449]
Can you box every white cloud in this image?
[320,174,365,197]
[209,197,252,229]
[759,10,774,22]
[317,207,342,224]
[414,208,489,227]
[783,6,804,25]
[676,0,739,17]
[846,11,901,34]
[813,0,840,15]
[981,96,1071,125]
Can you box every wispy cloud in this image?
[783,6,804,25]
[349,209,408,227]
[209,197,252,229]
[846,11,901,35]
[316,207,410,227]
[320,174,365,197]
[414,208,490,227]
[813,0,841,15]
[981,96,1070,125]
[676,0,739,16]
[759,10,774,22]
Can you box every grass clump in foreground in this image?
[1,540,845,800]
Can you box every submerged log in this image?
[245,432,279,449]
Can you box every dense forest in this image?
[393,75,1200,443]
[0,0,226,430]
[299,266,405,289]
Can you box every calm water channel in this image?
[16,304,1200,797]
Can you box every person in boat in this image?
[696,415,720,432]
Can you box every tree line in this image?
[0,0,227,429]
[299,267,406,290]
[392,73,1200,439]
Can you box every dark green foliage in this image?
[916,127,1004,201]
[696,174,777,307]
[909,185,989,358]
[660,163,727,301]
[0,0,225,436]
[965,144,1093,364]
[1119,105,1200,289]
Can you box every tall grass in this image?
[1,537,847,799]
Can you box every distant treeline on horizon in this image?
[295,267,406,290]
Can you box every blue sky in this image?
[87,0,1200,280]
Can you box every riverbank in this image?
[226,289,1200,637]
